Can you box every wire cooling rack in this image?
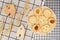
[0,0,60,40]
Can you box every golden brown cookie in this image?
[28,15,37,25]
[0,22,4,34]
[16,11,21,20]
[40,24,50,34]
[31,24,41,34]
[38,15,48,26]
[24,0,29,16]
[34,7,42,16]
[3,21,13,36]
[43,7,53,18]
[0,15,5,34]
[48,17,56,27]
[2,3,16,17]
[14,12,21,26]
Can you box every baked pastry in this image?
[2,3,16,17]
[34,7,42,16]
[31,24,41,34]
[17,25,25,38]
[28,15,37,25]
[28,6,56,35]
[40,24,50,34]
[38,15,48,26]
[48,17,56,27]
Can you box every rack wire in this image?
[0,0,60,40]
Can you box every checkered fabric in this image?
[0,0,60,40]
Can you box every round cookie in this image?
[40,24,51,34]
[28,15,37,24]
[2,3,16,17]
[28,15,37,29]
[48,17,56,27]
[43,6,53,18]
[38,15,48,26]
[33,7,42,16]
[31,24,41,34]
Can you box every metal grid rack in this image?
[0,0,60,40]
